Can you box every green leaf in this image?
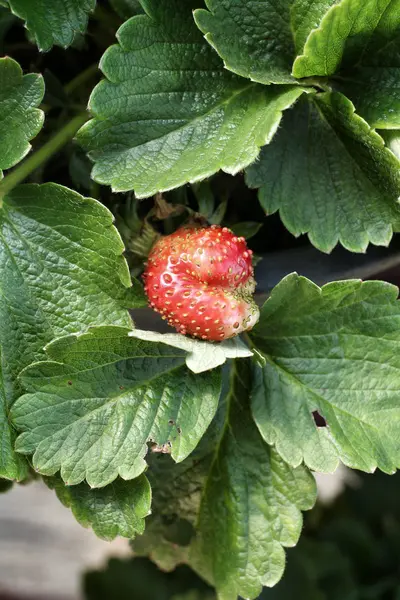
[230,221,262,240]
[246,93,400,253]
[133,405,225,571]
[193,0,295,85]
[0,58,44,180]
[291,0,400,129]
[191,361,316,600]
[256,543,324,600]
[290,0,337,54]
[78,0,306,197]
[135,362,316,600]
[261,539,356,600]
[292,0,400,78]
[45,474,151,540]
[250,273,400,474]
[0,183,137,481]
[109,0,143,19]
[129,329,252,374]
[11,326,222,487]
[336,67,400,129]
[133,516,195,572]
[331,0,400,130]
[208,198,228,226]
[7,0,96,51]
[192,182,215,220]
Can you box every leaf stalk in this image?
[0,111,89,204]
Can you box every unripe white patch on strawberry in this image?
[143,225,260,342]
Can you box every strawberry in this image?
[143,225,259,341]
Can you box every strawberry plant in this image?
[1,1,400,598]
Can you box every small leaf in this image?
[250,273,400,474]
[7,0,96,51]
[194,0,295,84]
[290,0,337,54]
[246,93,400,253]
[192,182,215,220]
[0,183,138,481]
[78,0,306,197]
[133,515,195,573]
[129,329,253,373]
[0,58,44,180]
[208,197,227,226]
[292,0,400,78]
[129,221,160,259]
[230,221,262,240]
[334,8,400,133]
[45,474,151,541]
[11,326,222,487]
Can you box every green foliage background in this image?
[0,1,400,599]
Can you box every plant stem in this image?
[92,4,121,30]
[0,112,88,203]
[65,63,99,96]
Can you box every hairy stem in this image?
[0,112,88,203]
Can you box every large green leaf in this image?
[249,273,400,474]
[193,0,295,84]
[78,0,305,197]
[7,0,96,51]
[134,362,316,600]
[0,58,44,180]
[292,0,400,78]
[331,3,400,130]
[11,326,222,487]
[46,474,151,540]
[191,362,316,600]
[246,93,400,253]
[0,184,139,481]
[132,411,222,572]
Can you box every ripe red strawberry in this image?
[143,225,259,341]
